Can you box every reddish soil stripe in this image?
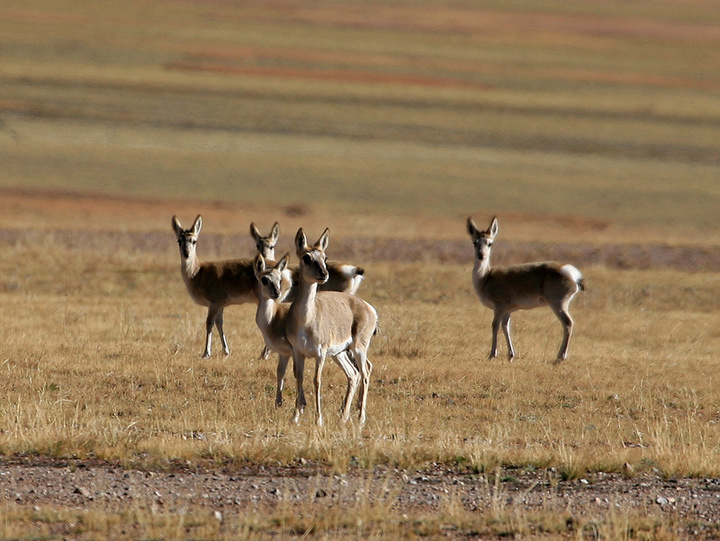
[166,62,494,90]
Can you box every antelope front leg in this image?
[314,355,327,427]
[488,312,502,359]
[275,355,290,407]
[203,306,220,358]
[291,353,306,423]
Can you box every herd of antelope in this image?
[172,215,585,426]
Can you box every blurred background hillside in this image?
[1,0,719,241]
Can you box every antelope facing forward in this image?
[253,252,304,409]
[251,221,366,295]
[286,228,377,426]
[253,253,359,415]
[467,216,585,363]
[172,215,257,358]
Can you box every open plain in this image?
[1,0,720,539]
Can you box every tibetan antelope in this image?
[172,215,257,358]
[250,222,280,260]
[253,253,359,414]
[250,222,365,295]
[286,228,377,426]
[467,216,585,363]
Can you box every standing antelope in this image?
[286,228,377,426]
[250,222,365,295]
[253,253,359,414]
[172,215,257,358]
[253,252,302,409]
[467,216,585,363]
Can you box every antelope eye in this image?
[261,276,270,286]
[302,254,312,265]
[191,239,197,245]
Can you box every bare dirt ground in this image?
[2,458,720,538]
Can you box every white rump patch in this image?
[348,274,364,294]
[338,264,357,278]
[339,264,364,294]
[561,264,583,284]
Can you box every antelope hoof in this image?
[316,417,324,427]
[275,398,283,408]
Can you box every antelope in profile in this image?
[253,253,359,414]
[467,216,585,363]
[250,222,365,295]
[286,228,377,426]
[172,215,257,358]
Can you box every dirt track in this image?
[2,458,720,538]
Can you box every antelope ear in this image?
[276,252,290,272]
[270,222,280,241]
[488,217,499,238]
[253,254,266,278]
[192,215,203,236]
[250,222,261,242]
[295,228,308,255]
[172,216,183,236]
[466,217,479,237]
[315,228,329,252]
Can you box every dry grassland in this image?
[0,212,718,539]
[2,0,720,538]
[1,226,719,477]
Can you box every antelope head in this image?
[467,216,498,263]
[250,222,280,260]
[172,215,202,260]
[254,253,291,301]
[294,228,330,285]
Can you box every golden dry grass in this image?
[1,234,718,480]
[0,226,718,539]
